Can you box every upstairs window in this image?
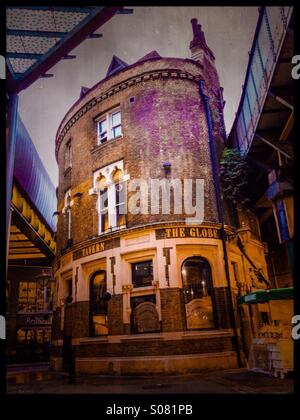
[92,160,126,235]
[65,140,72,170]
[97,108,122,145]
[110,111,121,138]
[98,119,107,144]
[62,189,72,247]
[112,168,126,227]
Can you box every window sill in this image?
[131,285,155,293]
[91,135,123,154]
[120,333,163,342]
[79,336,108,344]
[181,329,233,339]
[98,225,127,236]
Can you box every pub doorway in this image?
[89,270,108,336]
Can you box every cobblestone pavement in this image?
[6,367,293,394]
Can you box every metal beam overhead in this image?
[255,133,293,160]
[7,6,133,14]
[268,90,294,111]
[6,6,122,93]
[7,52,43,60]
[7,29,67,38]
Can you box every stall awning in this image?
[238,288,293,305]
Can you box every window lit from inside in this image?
[90,271,108,336]
[182,257,215,329]
[18,281,55,312]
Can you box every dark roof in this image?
[137,50,161,62]
[106,55,128,77]
[80,86,90,98]
[14,114,57,232]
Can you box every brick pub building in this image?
[51,20,269,374]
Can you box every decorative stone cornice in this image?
[55,68,201,159]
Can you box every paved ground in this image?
[6,366,293,394]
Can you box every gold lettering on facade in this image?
[73,238,119,261]
[81,242,105,258]
[165,228,172,238]
[160,227,220,239]
[207,228,214,238]
[190,227,196,237]
[172,228,178,238]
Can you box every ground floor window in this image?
[132,260,153,288]
[89,270,108,336]
[130,294,160,334]
[16,327,51,361]
[182,257,215,329]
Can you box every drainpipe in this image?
[237,235,270,287]
[6,94,19,275]
[199,80,242,367]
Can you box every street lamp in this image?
[35,270,51,311]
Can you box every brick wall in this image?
[213,287,232,329]
[108,294,123,335]
[160,288,185,332]
[51,307,62,340]
[69,301,89,338]
[75,336,234,358]
[55,57,227,251]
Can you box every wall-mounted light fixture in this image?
[163,161,171,174]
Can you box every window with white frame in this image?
[110,110,122,138]
[112,168,126,227]
[98,119,107,143]
[91,160,127,234]
[97,108,122,145]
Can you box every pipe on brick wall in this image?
[6,93,19,274]
[198,80,242,367]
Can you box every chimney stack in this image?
[189,18,215,64]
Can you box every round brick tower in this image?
[51,20,269,374]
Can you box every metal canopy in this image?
[14,114,57,233]
[228,6,294,207]
[238,287,293,305]
[6,6,133,93]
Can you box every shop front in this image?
[16,314,52,362]
[51,221,269,374]
[238,288,294,378]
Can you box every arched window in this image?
[89,270,108,336]
[181,257,215,330]
[112,167,126,228]
[96,174,109,233]
[63,189,72,247]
